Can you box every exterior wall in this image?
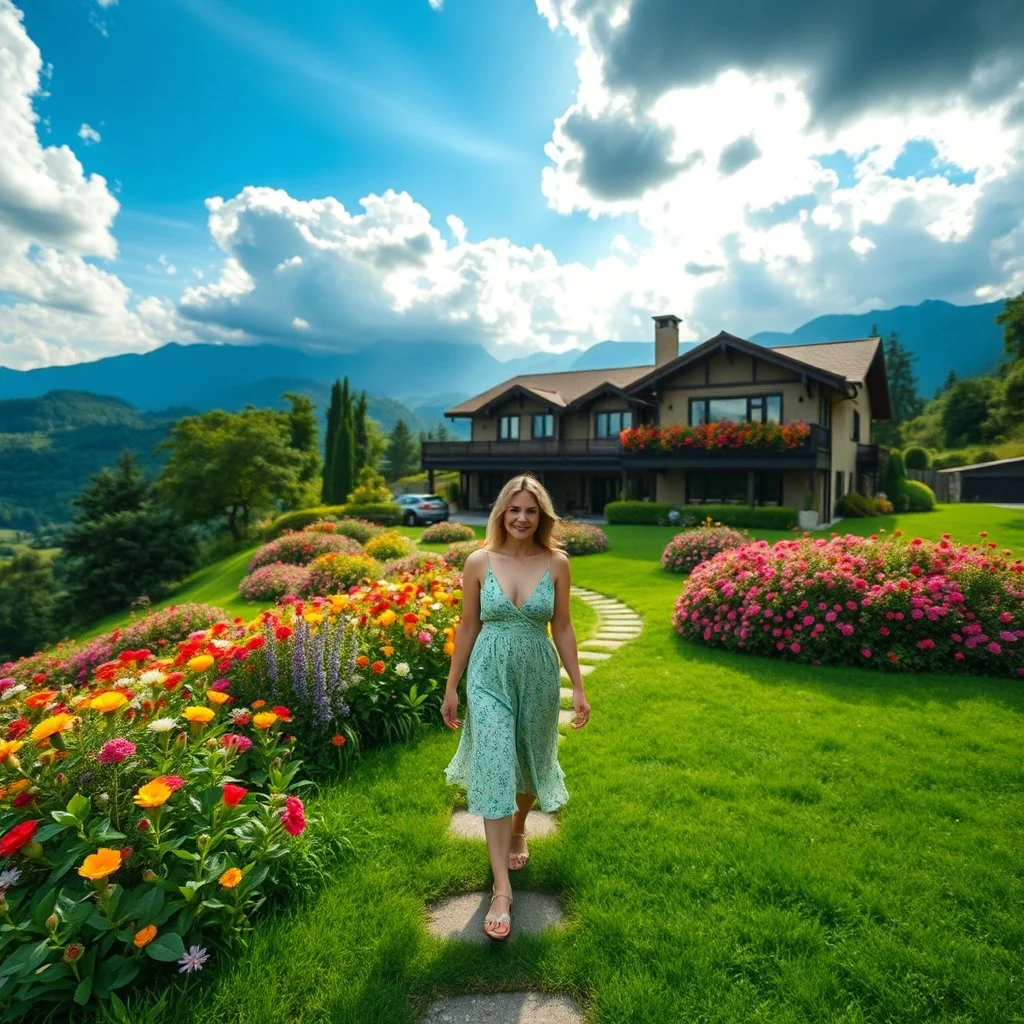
[657,469,810,509]
[560,394,634,441]
[470,397,556,442]
[827,381,873,500]
[656,471,687,505]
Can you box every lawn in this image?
[118,507,1021,1024]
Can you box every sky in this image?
[1,0,1023,370]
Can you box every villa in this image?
[422,316,891,522]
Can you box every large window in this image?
[689,394,782,426]
[852,410,861,443]
[498,414,519,441]
[594,410,633,438]
[687,471,783,506]
[532,413,554,439]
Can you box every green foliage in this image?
[336,502,401,525]
[605,500,796,529]
[884,331,925,424]
[995,289,1024,360]
[329,517,387,544]
[384,419,419,481]
[347,466,392,505]
[264,506,350,539]
[443,480,461,505]
[326,379,357,508]
[904,479,937,511]
[881,449,908,511]
[354,392,369,472]
[836,492,878,518]
[421,521,475,544]
[903,445,931,470]
[322,381,341,505]
[281,393,321,489]
[941,376,998,448]
[0,550,58,659]
[443,539,485,569]
[156,408,302,541]
[604,500,673,525]
[363,531,415,561]
[554,521,609,555]
[57,452,199,627]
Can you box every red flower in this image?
[0,819,39,856]
[331,734,346,747]
[246,636,265,651]
[275,625,293,642]
[159,775,186,791]
[370,660,386,675]
[12,792,36,809]
[222,783,247,806]
[163,672,184,691]
[6,718,29,741]
[280,795,306,836]
[270,705,292,722]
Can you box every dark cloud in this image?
[685,261,723,275]
[587,0,1024,125]
[559,109,700,199]
[718,135,761,175]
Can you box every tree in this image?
[326,378,356,504]
[282,392,321,486]
[157,409,302,541]
[364,416,387,471]
[426,421,450,441]
[58,451,199,624]
[884,332,924,425]
[354,391,369,471]
[941,377,997,448]
[881,449,908,511]
[347,466,392,505]
[995,290,1024,361]
[384,418,420,481]
[322,381,341,504]
[0,551,57,660]
[940,369,958,394]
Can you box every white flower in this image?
[147,717,178,733]
[430,602,442,610]
[2,684,26,700]
[394,662,410,677]
[139,669,166,686]
[208,638,231,651]
[114,676,135,687]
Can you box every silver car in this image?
[396,493,450,526]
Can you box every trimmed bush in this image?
[265,505,348,539]
[329,517,386,544]
[381,552,452,577]
[248,532,362,573]
[672,534,1024,677]
[239,562,311,601]
[904,479,937,512]
[881,450,908,511]
[303,552,383,595]
[904,446,931,470]
[364,530,416,561]
[421,521,476,543]
[870,496,895,514]
[605,500,672,525]
[445,539,486,569]
[554,520,609,555]
[932,452,967,469]
[605,500,795,529]
[836,492,878,518]
[661,525,748,574]
[336,502,402,525]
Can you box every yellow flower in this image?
[305,612,323,626]
[0,740,25,763]
[206,691,230,706]
[419,594,432,604]
[219,867,243,889]
[377,609,396,627]
[381,644,395,657]
[133,779,173,808]
[133,925,157,948]
[77,848,123,880]
[252,712,278,729]
[89,692,129,714]
[187,655,215,672]
[182,706,215,724]
[31,714,74,743]
[443,642,455,657]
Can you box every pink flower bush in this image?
[421,521,476,543]
[381,552,452,577]
[247,532,362,573]
[661,524,749,574]
[444,539,486,569]
[554,520,609,555]
[672,533,1024,677]
[239,563,312,602]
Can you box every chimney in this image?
[653,314,682,367]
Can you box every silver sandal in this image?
[509,832,529,871]
[484,889,512,941]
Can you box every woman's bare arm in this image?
[549,551,586,696]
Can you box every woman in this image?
[441,474,591,941]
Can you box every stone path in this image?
[424,584,640,1021]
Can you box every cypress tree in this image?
[354,391,369,472]
[322,380,342,503]
[329,378,357,504]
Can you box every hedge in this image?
[605,500,796,530]
[904,479,937,511]
[264,505,350,538]
[836,492,877,518]
[336,502,402,525]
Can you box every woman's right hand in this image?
[441,691,461,730]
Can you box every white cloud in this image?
[157,253,178,275]
[96,0,118,7]
[77,123,101,145]
[428,0,444,9]
[291,316,309,330]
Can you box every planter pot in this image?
[798,510,819,530]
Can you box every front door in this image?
[590,476,619,515]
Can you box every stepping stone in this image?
[600,618,641,627]
[449,809,558,841]
[560,686,573,702]
[594,632,640,641]
[560,664,594,682]
[577,649,611,661]
[600,610,639,618]
[421,992,584,1024]
[580,639,625,650]
[558,708,575,726]
[426,890,564,944]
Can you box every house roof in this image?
[937,455,1024,474]
[444,333,890,418]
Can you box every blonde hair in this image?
[484,474,563,553]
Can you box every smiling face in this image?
[503,489,540,541]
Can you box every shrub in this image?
[661,524,748,574]
[443,481,461,506]
[264,506,349,539]
[239,562,311,601]
[381,552,452,577]
[881,450,908,511]
[904,479,937,512]
[975,450,999,464]
[2,604,229,690]
[346,467,392,505]
[836,492,877,518]
[903,446,931,470]
[445,539,486,569]
[932,451,968,470]
[303,553,383,595]
[247,533,362,573]
[302,520,341,534]
[364,531,415,561]
[554,520,609,555]
[672,533,1024,677]
[328,517,386,544]
[421,521,476,544]
[604,500,795,529]
[336,502,402,526]
[870,496,895,514]
[0,640,324,1017]
[605,500,672,525]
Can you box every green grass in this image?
[115,509,1022,1024]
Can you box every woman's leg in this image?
[483,814,514,937]
[510,791,535,869]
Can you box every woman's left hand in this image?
[572,690,590,729]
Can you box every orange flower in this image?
[252,712,278,729]
[331,734,346,747]
[370,660,386,675]
[219,867,243,889]
[0,779,31,801]
[0,740,25,763]
[252,699,267,709]
[25,690,57,709]
[182,706,215,724]
[355,656,369,669]
[206,691,230,706]
[77,848,122,880]
[133,779,173,808]
[381,644,395,657]
[31,714,74,743]
[443,642,455,657]
[133,925,157,948]
[187,655,215,672]
[89,692,129,714]
[377,609,396,627]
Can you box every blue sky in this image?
[1,0,1022,368]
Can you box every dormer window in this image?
[498,414,520,440]
[533,413,554,438]
[595,410,632,437]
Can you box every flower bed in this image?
[381,552,451,577]
[323,518,386,545]
[239,563,311,602]
[0,646,320,1015]
[621,420,811,451]
[672,533,1024,676]
[247,533,362,573]
[2,604,229,690]
[554,521,608,555]
[661,524,748,574]
[302,553,382,596]
[421,521,475,544]
[444,540,486,569]
[363,531,415,562]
